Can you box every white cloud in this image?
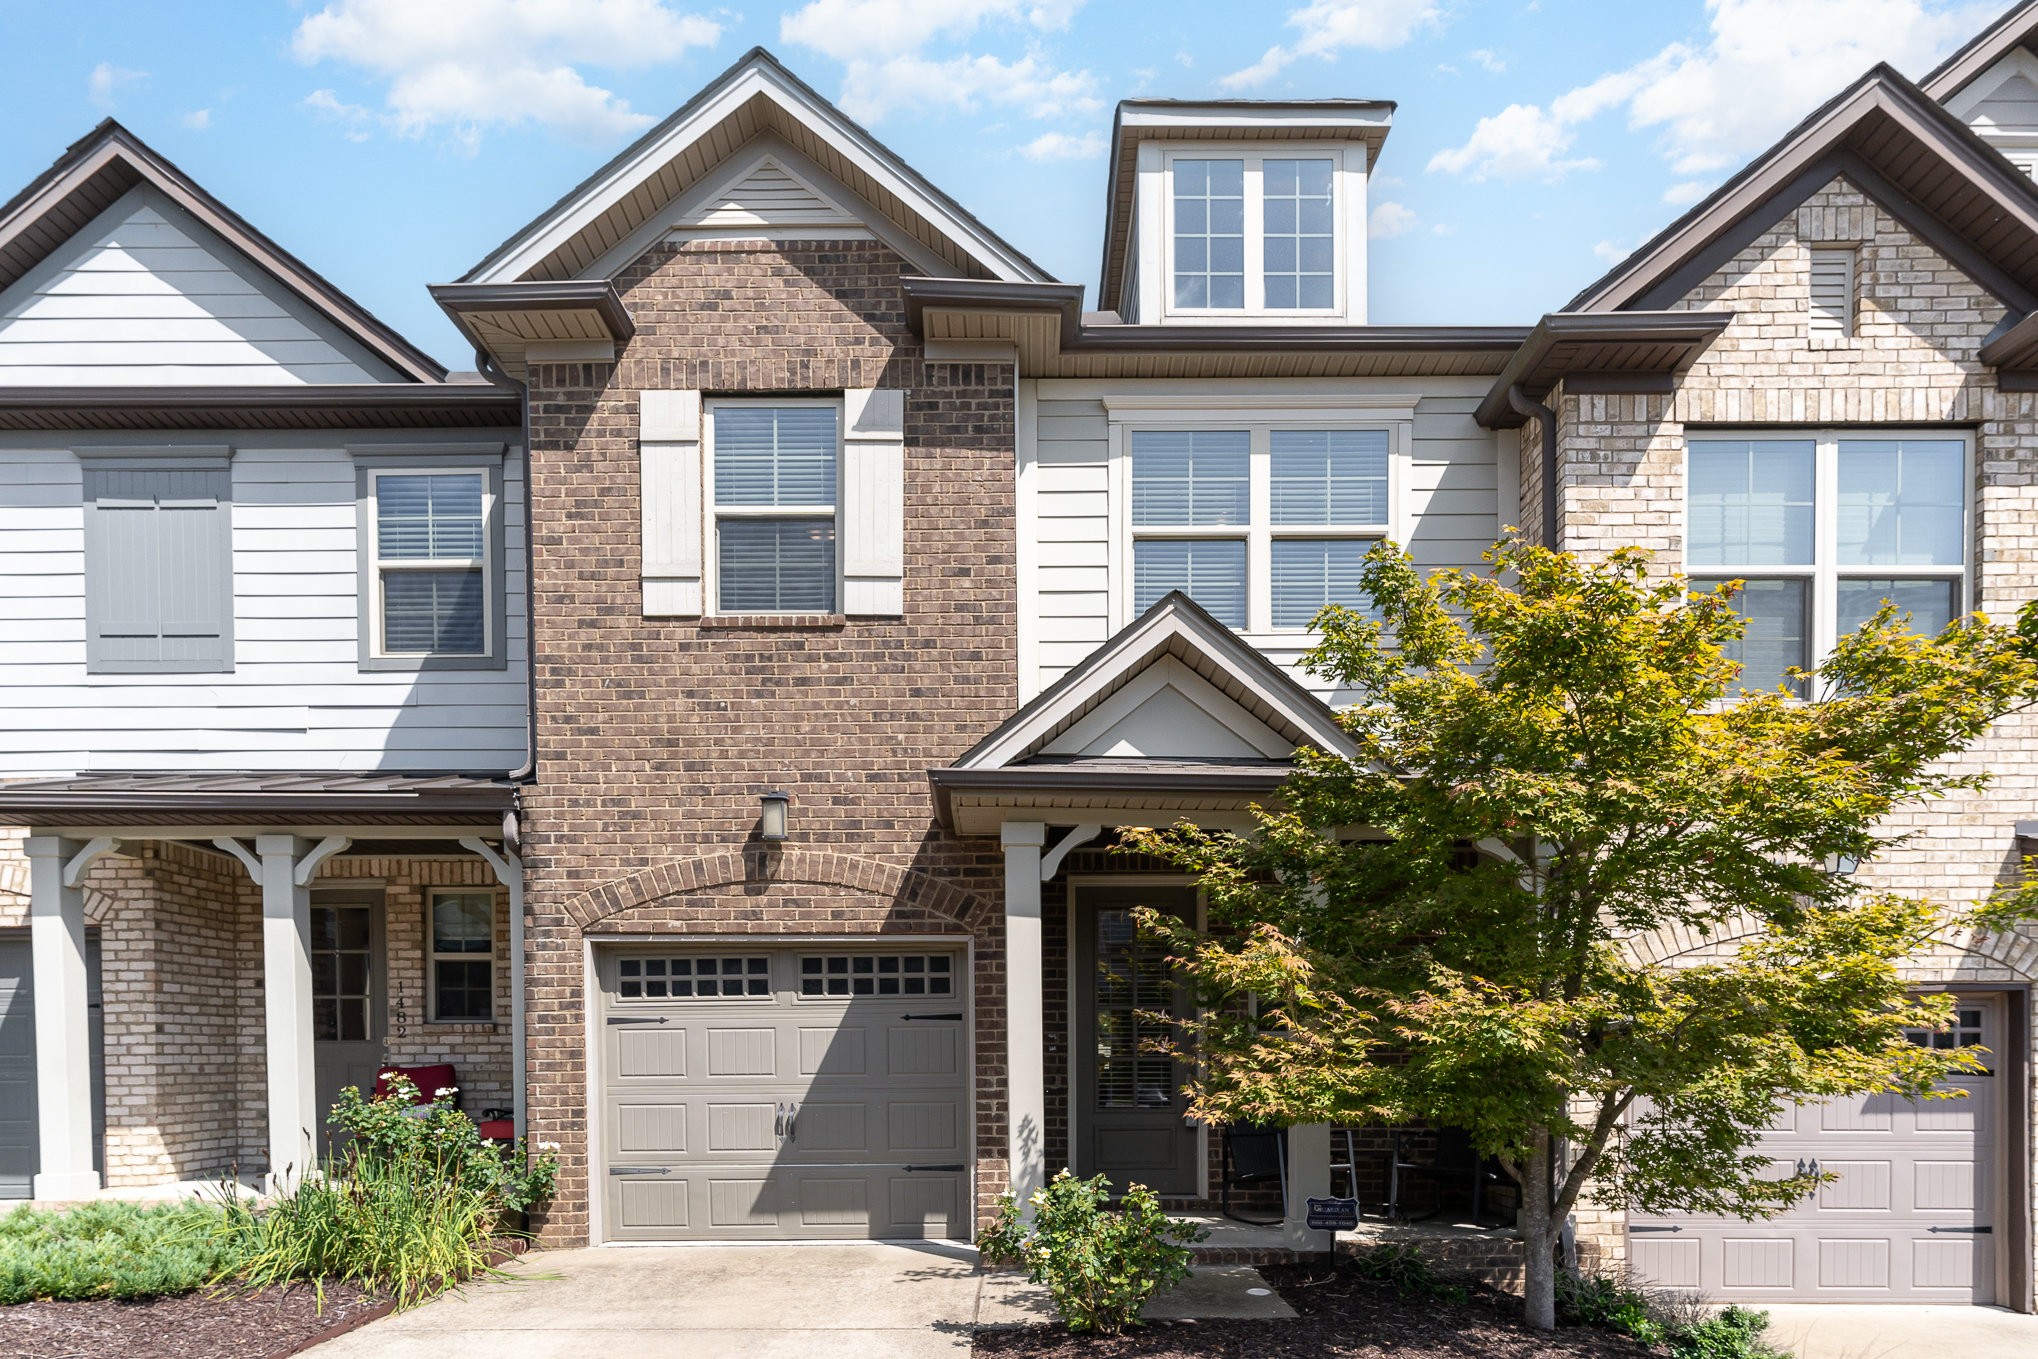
[1468,48,1505,74]
[304,88,377,142]
[1221,0,1441,89]
[781,0,1076,60]
[182,108,213,130]
[1593,238,1631,263]
[1368,201,1419,238]
[291,0,720,146]
[88,63,146,109]
[1429,0,1997,188]
[1021,129,1107,160]
[839,53,1101,124]
[1662,179,1711,205]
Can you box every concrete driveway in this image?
[306,1243,988,1359]
[1760,1304,2038,1359]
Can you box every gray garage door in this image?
[598,944,969,1242]
[0,929,105,1199]
[1630,995,1999,1304]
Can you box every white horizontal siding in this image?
[0,441,527,776]
[1022,385,1502,701]
[1970,72,2038,133]
[0,186,389,386]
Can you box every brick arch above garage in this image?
[1624,912,2038,981]
[567,847,994,933]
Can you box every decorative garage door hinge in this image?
[609,1166,672,1176]
[607,1015,671,1025]
[1628,1225,1682,1233]
[904,1164,965,1173]
[1927,1225,1991,1233]
[901,1012,963,1021]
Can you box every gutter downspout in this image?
[1506,384,1558,549]
[477,347,533,1143]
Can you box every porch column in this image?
[1002,821,1047,1204]
[1284,1122,1334,1253]
[256,834,318,1193]
[25,836,98,1199]
[460,837,525,1137]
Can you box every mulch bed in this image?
[0,1283,389,1359]
[974,1261,1659,1358]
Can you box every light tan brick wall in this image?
[1548,175,2038,1295]
[518,238,1017,1245]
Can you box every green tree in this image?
[1128,537,2038,1331]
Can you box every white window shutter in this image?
[1808,247,1855,338]
[841,388,906,616]
[640,389,703,616]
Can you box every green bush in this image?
[1673,1305,1785,1359]
[218,1074,559,1310]
[1555,1270,1664,1344]
[0,1200,244,1304]
[977,1170,1205,1335]
[1348,1243,1471,1305]
[1557,1270,1783,1358]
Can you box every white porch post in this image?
[1002,821,1047,1205]
[256,834,318,1194]
[1284,1122,1333,1252]
[25,836,98,1199]
[460,838,525,1137]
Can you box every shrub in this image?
[218,1074,559,1310]
[1555,1270,1664,1344]
[977,1170,1205,1335]
[0,1200,243,1304]
[1673,1305,1785,1359]
[1348,1243,1471,1305]
[1556,1270,1782,1358]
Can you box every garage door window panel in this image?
[618,956,770,999]
[800,954,953,997]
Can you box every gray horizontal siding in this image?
[0,441,527,776]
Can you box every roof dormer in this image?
[1098,100,1392,327]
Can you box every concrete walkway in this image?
[1760,1304,2038,1359]
[305,1244,1291,1359]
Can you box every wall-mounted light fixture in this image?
[760,791,791,842]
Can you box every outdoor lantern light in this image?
[760,791,791,842]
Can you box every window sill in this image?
[699,614,848,629]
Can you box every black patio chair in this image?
[1219,1123,1287,1224]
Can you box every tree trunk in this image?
[1520,1129,1558,1330]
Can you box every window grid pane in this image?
[382,569,485,654]
[1135,538,1247,628]
[431,893,493,954]
[718,518,837,613]
[1172,159,1245,310]
[1271,538,1372,629]
[1694,577,1808,696]
[1262,158,1335,310]
[1836,439,1964,566]
[1835,578,1959,638]
[1688,440,1815,566]
[713,407,839,507]
[376,474,484,560]
[1270,429,1388,525]
[1131,429,1250,526]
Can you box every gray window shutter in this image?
[640,389,703,616]
[1809,246,1855,338]
[83,461,233,673]
[841,388,905,616]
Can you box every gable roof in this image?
[1922,0,2038,101]
[1567,64,2038,315]
[0,120,445,382]
[459,47,1051,286]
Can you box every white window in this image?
[1686,432,1968,694]
[707,401,840,614]
[366,469,492,659]
[1167,152,1340,315]
[1128,422,1393,632]
[427,889,495,1023]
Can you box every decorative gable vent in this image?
[1808,246,1856,339]
[679,157,860,230]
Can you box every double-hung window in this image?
[427,889,495,1023]
[1168,153,1339,315]
[1129,422,1391,632]
[710,402,839,614]
[1687,432,1967,694]
[363,465,498,666]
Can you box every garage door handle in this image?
[904,1164,965,1173]
[1928,1225,1991,1234]
[608,1016,670,1025]
[902,1012,963,1021]
[609,1166,671,1176]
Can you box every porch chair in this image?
[1219,1123,1287,1225]
[373,1063,516,1143]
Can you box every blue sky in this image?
[0,0,2011,367]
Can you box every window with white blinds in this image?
[1686,432,1967,696]
[368,470,490,657]
[1129,423,1391,631]
[1808,246,1856,338]
[710,403,840,614]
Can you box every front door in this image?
[310,894,384,1149]
[1073,883,1199,1196]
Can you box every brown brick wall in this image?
[517,238,1018,1243]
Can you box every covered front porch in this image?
[0,773,526,1202]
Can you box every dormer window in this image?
[1166,152,1339,316]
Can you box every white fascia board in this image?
[1945,46,2038,124]
[474,61,1042,285]
[1119,105,1393,137]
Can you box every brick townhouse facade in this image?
[7,0,2038,1316]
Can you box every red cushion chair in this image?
[372,1064,515,1142]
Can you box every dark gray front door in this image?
[0,929,105,1199]
[310,895,384,1150]
[1073,884,1199,1196]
